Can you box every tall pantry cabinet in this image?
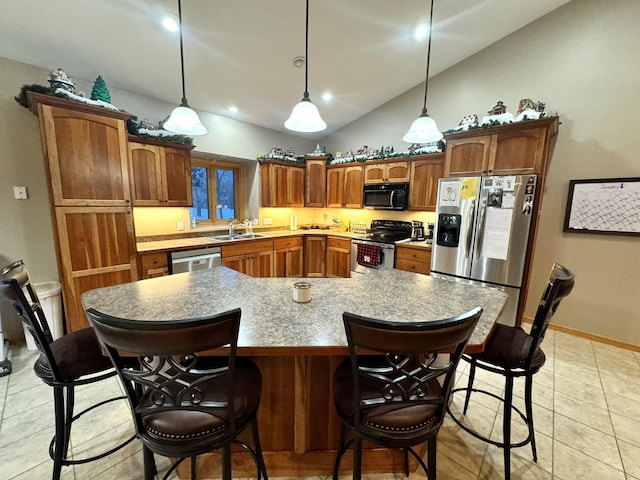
[27,93,138,333]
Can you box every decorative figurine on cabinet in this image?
[488,101,507,115]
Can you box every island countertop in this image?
[82,266,507,354]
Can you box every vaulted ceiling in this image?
[1,0,571,136]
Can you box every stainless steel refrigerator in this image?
[430,174,537,326]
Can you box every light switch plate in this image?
[263,217,273,225]
[13,186,27,199]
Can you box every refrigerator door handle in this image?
[465,200,478,255]
[475,195,487,256]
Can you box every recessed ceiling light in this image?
[413,24,429,42]
[322,92,333,102]
[162,13,179,32]
[226,105,239,113]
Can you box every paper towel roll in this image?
[290,215,297,231]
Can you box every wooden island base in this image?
[176,353,426,478]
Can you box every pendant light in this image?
[164,0,207,136]
[285,0,326,133]
[403,0,442,144]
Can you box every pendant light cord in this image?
[177,0,187,103]
[303,0,310,98]
[421,0,435,114]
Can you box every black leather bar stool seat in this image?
[447,263,575,480]
[332,307,483,480]
[86,307,268,480]
[0,259,135,480]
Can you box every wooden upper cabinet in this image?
[305,158,326,207]
[363,161,410,184]
[260,161,305,207]
[444,117,556,177]
[491,127,546,175]
[39,103,131,206]
[408,154,445,211]
[445,136,492,177]
[129,140,192,206]
[327,164,363,208]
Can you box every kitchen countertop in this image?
[136,229,432,253]
[136,228,354,253]
[82,266,507,354]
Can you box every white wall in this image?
[322,0,640,344]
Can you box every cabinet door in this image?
[271,164,290,207]
[409,156,444,211]
[41,105,130,206]
[251,251,274,278]
[222,254,251,275]
[129,142,163,205]
[305,159,326,207]
[363,164,386,184]
[288,166,305,207]
[326,168,345,207]
[343,165,363,208]
[326,237,351,278]
[287,246,304,278]
[163,147,193,206]
[445,136,492,177]
[490,128,546,175]
[385,161,410,182]
[304,236,326,277]
[55,206,137,332]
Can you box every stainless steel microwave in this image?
[362,183,409,210]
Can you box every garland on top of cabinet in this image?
[15,84,194,146]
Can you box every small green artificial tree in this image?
[90,75,111,103]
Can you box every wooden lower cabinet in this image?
[54,206,138,332]
[138,252,169,279]
[181,354,425,478]
[221,239,274,277]
[273,237,304,278]
[304,236,326,277]
[395,244,432,275]
[326,237,351,278]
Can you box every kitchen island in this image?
[82,266,507,477]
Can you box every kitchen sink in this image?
[209,233,265,241]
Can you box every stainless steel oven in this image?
[350,220,412,275]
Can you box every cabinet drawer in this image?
[140,252,168,269]
[395,246,431,263]
[221,239,274,257]
[327,236,350,250]
[273,236,303,250]
[395,258,430,275]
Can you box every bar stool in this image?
[0,260,135,480]
[332,307,483,479]
[86,306,268,480]
[447,263,575,480]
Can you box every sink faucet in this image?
[228,219,248,236]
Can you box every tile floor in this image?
[1,329,640,479]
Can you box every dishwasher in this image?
[169,246,222,274]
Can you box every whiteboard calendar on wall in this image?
[563,177,640,237]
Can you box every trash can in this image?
[23,281,63,350]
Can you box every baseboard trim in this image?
[522,316,640,352]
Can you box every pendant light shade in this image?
[403,0,442,144]
[164,0,207,136]
[285,0,326,133]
